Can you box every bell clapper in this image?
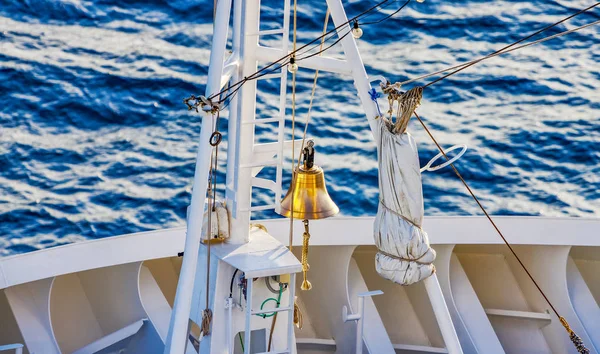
[300,219,312,291]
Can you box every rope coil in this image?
[200,309,212,334]
[294,301,303,329]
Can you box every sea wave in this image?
[0,0,599,256]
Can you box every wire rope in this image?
[422,2,600,88]
[399,18,600,87]
[202,0,403,104]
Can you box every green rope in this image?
[255,284,283,319]
[238,332,244,352]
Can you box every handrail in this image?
[0,343,24,354]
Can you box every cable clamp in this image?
[183,95,222,114]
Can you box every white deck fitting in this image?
[292,245,370,353]
[191,226,301,354]
[209,227,302,278]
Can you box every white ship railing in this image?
[0,344,23,354]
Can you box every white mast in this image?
[166,0,463,352]
[164,0,235,351]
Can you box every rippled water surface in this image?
[0,0,599,256]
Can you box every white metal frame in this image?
[343,290,384,354]
[165,0,465,351]
[0,344,23,354]
[243,273,297,354]
[165,0,235,351]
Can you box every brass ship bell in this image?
[278,140,339,290]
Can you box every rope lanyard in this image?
[288,0,299,251]
[295,9,330,169]
[200,108,223,338]
[288,6,331,250]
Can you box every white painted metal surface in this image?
[343,290,384,354]
[1,217,599,291]
[0,344,23,354]
[72,319,147,354]
[209,228,302,278]
[1,0,599,352]
[1,217,600,353]
[165,0,234,349]
[423,276,464,354]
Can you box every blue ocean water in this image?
[0,0,598,256]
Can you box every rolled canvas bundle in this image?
[373,89,436,286]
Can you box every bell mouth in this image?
[278,207,339,220]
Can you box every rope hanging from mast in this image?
[198,102,226,341]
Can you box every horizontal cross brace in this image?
[251,306,292,316]
[256,46,351,75]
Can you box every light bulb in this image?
[352,21,363,39]
[417,0,425,2]
[288,57,299,73]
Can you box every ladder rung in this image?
[243,117,281,125]
[258,28,285,36]
[251,306,292,316]
[240,159,279,169]
[242,203,277,212]
[252,177,280,192]
[256,73,282,81]
[255,350,290,354]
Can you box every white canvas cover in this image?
[201,199,230,241]
[374,116,436,285]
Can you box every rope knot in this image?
[369,88,381,101]
[183,95,222,114]
[200,308,213,337]
[381,83,423,134]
